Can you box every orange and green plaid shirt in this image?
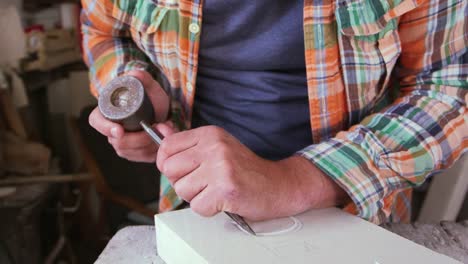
[81,0,467,224]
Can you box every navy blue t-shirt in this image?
[192,1,312,160]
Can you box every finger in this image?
[154,122,177,138]
[190,186,221,217]
[157,129,200,170]
[111,141,158,160]
[108,130,156,150]
[108,136,157,160]
[165,120,176,129]
[88,107,124,138]
[173,168,207,202]
[159,128,200,157]
[160,147,201,184]
[114,146,157,163]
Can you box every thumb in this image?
[89,107,124,138]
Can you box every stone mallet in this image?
[98,75,256,235]
[98,75,163,144]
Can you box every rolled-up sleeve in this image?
[298,0,467,224]
[81,0,157,96]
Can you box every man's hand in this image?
[157,126,348,220]
[89,70,171,163]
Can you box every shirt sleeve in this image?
[81,0,157,96]
[298,0,467,224]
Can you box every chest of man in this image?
[110,0,420,142]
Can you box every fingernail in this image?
[110,127,119,138]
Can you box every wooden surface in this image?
[96,221,468,264]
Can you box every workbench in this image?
[95,221,468,264]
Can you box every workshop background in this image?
[0,0,466,264]
[0,0,160,263]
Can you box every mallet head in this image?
[98,75,154,131]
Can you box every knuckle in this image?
[206,126,224,139]
[214,142,230,158]
[115,150,125,158]
[156,154,165,173]
[223,201,240,215]
[112,139,125,151]
[160,161,171,176]
[88,113,96,128]
[218,162,240,203]
[161,160,177,181]
[199,210,216,218]
[173,183,190,202]
[111,140,120,149]
[198,126,228,150]
[156,159,163,173]
[159,140,169,155]
[173,180,181,193]
[190,199,202,213]
[222,181,240,203]
[191,201,215,218]
[190,157,198,168]
[173,183,183,197]
[219,159,235,178]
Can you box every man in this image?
[81,0,467,224]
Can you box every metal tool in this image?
[98,75,256,236]
[225,212,256,236]
[140,120,163,145]
[98,75,154,131]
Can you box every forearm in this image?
[81,0,157,96]
[296,0,467,224]
[277,156,350,213]
[299,88,466,220]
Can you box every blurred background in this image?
[0,1,160,263]
[0,0,466,263]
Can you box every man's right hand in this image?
[88,70,173,163]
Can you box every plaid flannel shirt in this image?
[81,0,467,224]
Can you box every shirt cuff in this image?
[297,136,392,224]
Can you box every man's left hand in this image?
[157,126,348,220]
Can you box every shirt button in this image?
[186,82,193,92]
[189,23,200,34]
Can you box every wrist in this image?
[279,156,349,212]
